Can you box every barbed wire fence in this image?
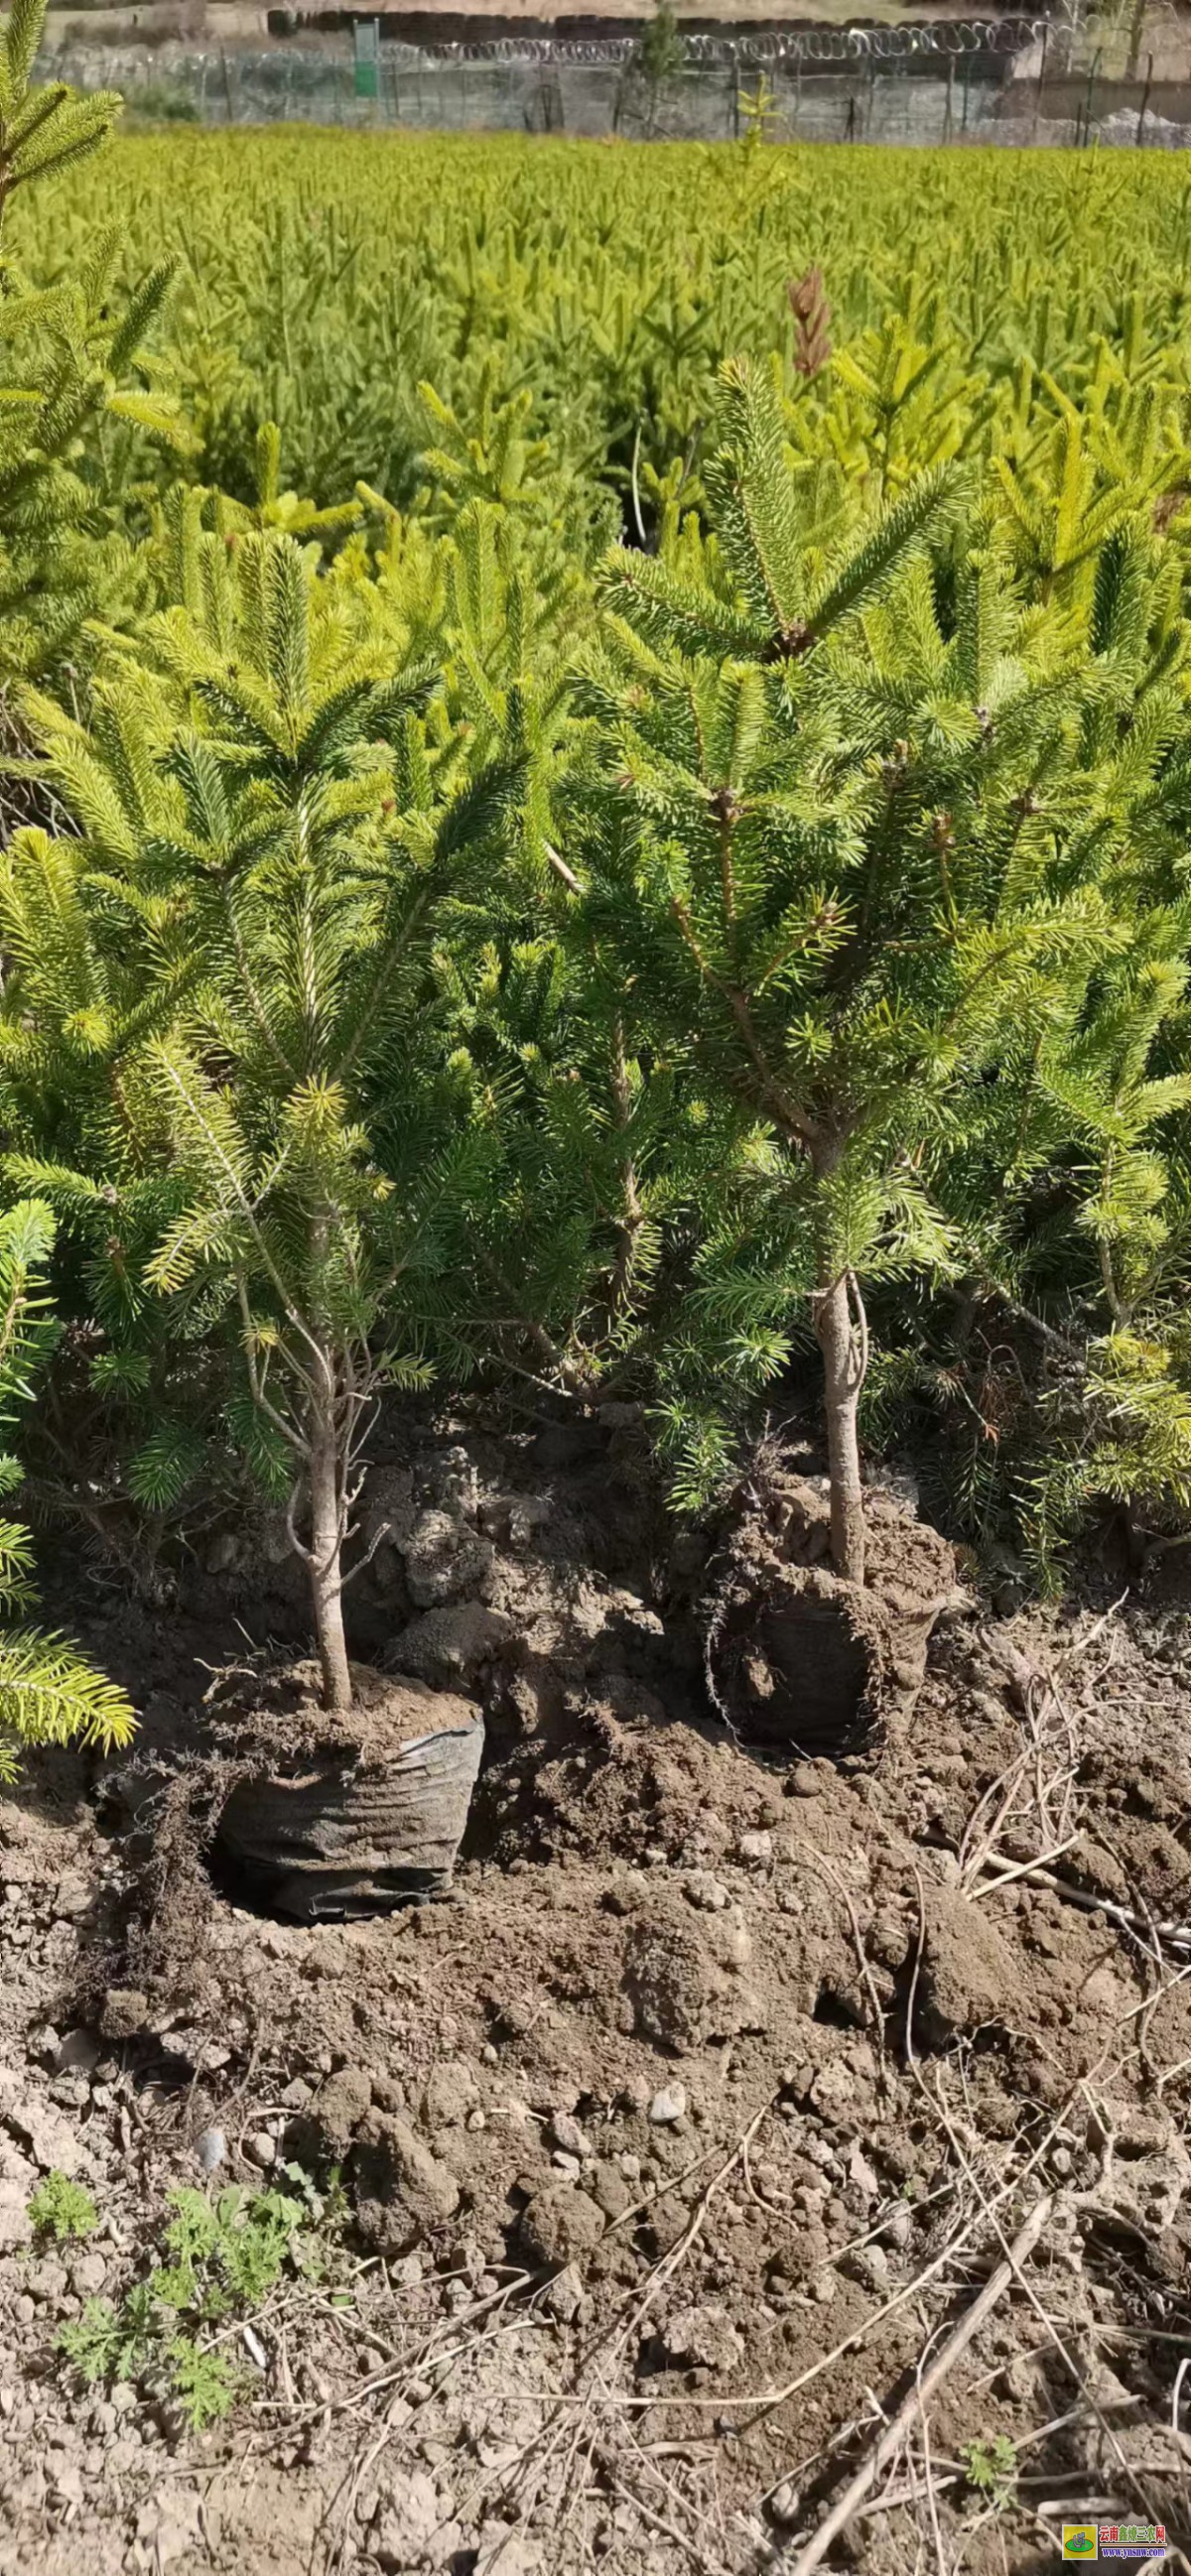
[37,3,1191,149]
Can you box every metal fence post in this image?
[1079,45,1101,145]
[1034,18,1048,140]
[1136,51,1153,143]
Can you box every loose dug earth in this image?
[2,1411,1191,2576]
[704,1464,957,1754]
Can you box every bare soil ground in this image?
[2,1408,1190,2576]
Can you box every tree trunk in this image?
[308,1398,351,1712]
[815,1265,865,1588]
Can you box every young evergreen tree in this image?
[629,0,685,138]
[0,1197,134,1777]
[2,529,525,1711]
[581,358,1127,1585]
[0,0,181,688]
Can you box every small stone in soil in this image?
[649,2087,687,2125]
[549,2112,593,2158]
[683,1872,729,1911]
[55,2028,100,2077]
[245,2132,277,2169]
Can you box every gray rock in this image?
[6,2103,85,2177]
[541,2262,585,2323]
[548,2111,593,2159]
[662,2303,744,2372]
[683,1872,730,1912]
[648,2086,687,2125]
[0,2183,32,2253]
[244,2131,276,2170]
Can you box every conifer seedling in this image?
[585,358,1123,1584]
[4,528,524,1709]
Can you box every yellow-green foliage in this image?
[18,131,1191,540]
[12,119,1191,1579]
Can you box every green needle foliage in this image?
[580,357,1172,1580]
[0,1197,135,1777]
[3,525,531,1708]
[0,0,184,690]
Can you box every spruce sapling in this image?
[5,530,523,1709]
[585,357,1120,1584]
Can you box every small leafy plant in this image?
[58,2169,343,2433]
[960,2432,1019,2505]
[28,2170,99,2244]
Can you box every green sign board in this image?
[353,19,379,98]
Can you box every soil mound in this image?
[705,1466,957,1753]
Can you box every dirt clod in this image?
[352,2110,461,2253]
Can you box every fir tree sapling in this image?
[5,530,524,1711]
[585,358,1123,1585]
[0,0,183,689]
[630,0,684,137]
